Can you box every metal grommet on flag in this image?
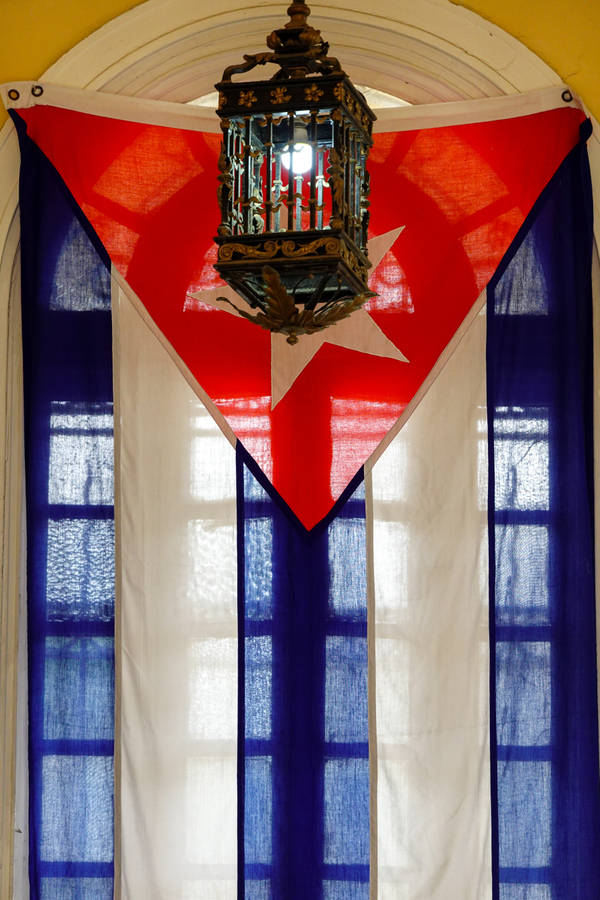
[7,89,20,101]
[562,89,573,102]
[31,85,44,97]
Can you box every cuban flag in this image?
[4,80,599,899]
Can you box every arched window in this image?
[1,2,599,898]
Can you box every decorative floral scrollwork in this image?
[304,83,324,102]
[218,240,282,261]
[333,83,346,103]
[270,86,292,104]
[239,90,258,108]
[281,237,340,258]
[219,236,344,263]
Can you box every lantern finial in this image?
[285,1,311,29]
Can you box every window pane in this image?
[190,427,237,502]
[41,756,113,862]
[246,636,272,740]
[373,521,409,618]
[245,756,272,865]
[245,881,271,900]
[41,878,113,899]
[494,438,549,511]
[245,517,273,620]
[48,404,113,506]
[186,519,237,619]
[185,757,237,865]
[498,761,551,868]
[44,637,114,740]
[497,642,551,746]
[324,758,369,865]
[328,518,367,621]
[492,409,549,511]
[49,219,111,311]
[324,882,369,900]
[500,886,551,900]
[495,526,549,626]
[46,519,114,621]
[492,228,549,316]
[189,638,237,741]
[325,636,368,743]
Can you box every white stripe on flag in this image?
[113,276,238,899]
[370,299,492,898]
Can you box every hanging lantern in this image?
[214,1,376,343]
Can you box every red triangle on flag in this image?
[16,100,585,529]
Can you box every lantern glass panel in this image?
[224,112,337,237]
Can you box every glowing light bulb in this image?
[281,142,313,175]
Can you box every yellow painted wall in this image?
[0,0,598,124]
[453,0,600,116]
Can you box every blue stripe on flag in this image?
[238,445,370,898]
[16,120,115,900]
[487,127,600,898]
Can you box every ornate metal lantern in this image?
[214,1,376,343]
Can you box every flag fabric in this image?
[6,81,587,531]
[6,79,600,899]
[17,115,115,899]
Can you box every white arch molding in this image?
[0,0,578,259]
[1,1,599,897]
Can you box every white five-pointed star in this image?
[189,226,408,409]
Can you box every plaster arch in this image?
[14,0,564,103]
[0,0,583,272]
